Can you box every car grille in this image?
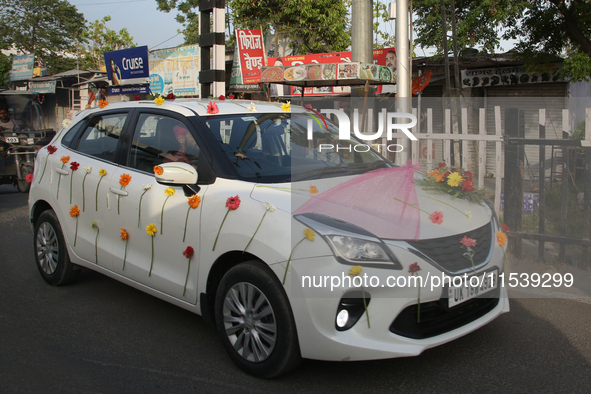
[389,288,500,339]
[407,221,493,273]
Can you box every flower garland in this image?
[183,194,201,242]
[38,145,57,184]
[82,166,92,211]
[95,169,107,211]
[161,187,175,234]
[408,262,422,322]
[56,156,70,199]
[183,246,194,296]
[417,163,486,203]
[244,202,275,253]
[283,228,315,285]
[138,183,152,227]
[118,173,132,214]
[120,228,129,270]
[70,205,80,247]
[69,162,79,204]
[213,196,241,251]
[146,223,157,276]
[348,265,370,328]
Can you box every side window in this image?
[75,113,127,162]
[61,120,85,147]
[128,114,200,173]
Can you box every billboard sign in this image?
[103,46,150,85]
[11,54,35,81]
[149,45,200,97]
[236,29,265,84]
[29,81,56,94]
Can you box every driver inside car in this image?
[164,125,200,166]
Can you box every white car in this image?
[29,99,509,378]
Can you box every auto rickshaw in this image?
[0,90,55,192]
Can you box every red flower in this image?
[462,180,474,191]
[226,195,241,210]
[443,171,450,177]
[70,162,80,171]
[429,211,443,225]
[207,101,219,114]
[228,94,235,99]
[166,93,175,100]
[47,145,57,154]
[183,246,194,259]
[438,162,446,168]
[219,95,225,100]
[460,236,477,248]
[464,170,473,180]
[408,262,422,274]
[452,168,457,172]
[25,173,33,183]
[133,96,141,101]
[502,224,510,233]
[305,104,313,110]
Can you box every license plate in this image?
[5,137,19,143]
[447,269,498,308]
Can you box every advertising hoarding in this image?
[236,29,265,84]
[149,45,199,97]
[11,54,35,81]
[104,46,150,85]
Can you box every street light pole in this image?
[396,0,410,164]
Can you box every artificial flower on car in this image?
[418,163,486,203]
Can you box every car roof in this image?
[80,99,308,118]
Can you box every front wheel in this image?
[34,210,80,285]
[215,261,301,378]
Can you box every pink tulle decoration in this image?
[293,162,421,240]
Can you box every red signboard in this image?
[236,29,265,84]
[267,47,396,95]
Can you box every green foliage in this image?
[0,0,85,72]
[0,53,12,88]
[413,0,591,81]
[373,0,394,49]
[78,16,136,70]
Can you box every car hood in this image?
[250,169,492,241]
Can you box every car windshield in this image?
[202,113,392,183]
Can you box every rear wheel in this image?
[214,261,301,378]
[34,210,80,285]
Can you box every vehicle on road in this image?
[0,90,54,192]
[28,99,509,377]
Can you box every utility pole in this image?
[396,0,410,164]
[351,0,373,64]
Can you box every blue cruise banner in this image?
[103,46,150,85]
[11,54,35,81]
[149,45,199,97]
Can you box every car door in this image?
[59,110,132,271]
[108,111,205,303]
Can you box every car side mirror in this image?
[154,162,198,185]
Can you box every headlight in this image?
[326,235,391,263]
[295,213,403,269]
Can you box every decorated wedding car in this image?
[28,98,509,378]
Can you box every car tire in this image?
[34,210,80,286]
[214,261,301,378]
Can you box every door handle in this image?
[110,187,129,196]
[55,168,69,175]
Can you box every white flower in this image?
[83,166,92,174]
[142,183,153,191]
[62,119,71,129]
[248,102,257,112]
[466,211,472,220]
[264,202,276,212]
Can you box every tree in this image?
[78,16,136,70]
[0,0,86,74]
[373,0,395,49]
[0,53,12,88]
[413,0,591,81]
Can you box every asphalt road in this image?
[1,184,590,393]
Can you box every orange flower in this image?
[188,194,201,209]
[435,173,445,182]
[120,228,128,241]
[154,165,163,175]
[496,232,507,247]
[310,186,318,194]
[60,155,70,163]
[119,173,132,187]
[428,168,440,178]
[98,99,108,108]
[69,205,80,217]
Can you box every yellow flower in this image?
[309,185,318,194]
[146,223,157,236]
[496,231,507,247]
[349,265,363,277]
[90,221,98,229]
[447,172,463,187]
[99,169,107,176]
[303,228,315,241]
[281,101,291,111]
[154,96,165,105]
[164,187,175,196]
